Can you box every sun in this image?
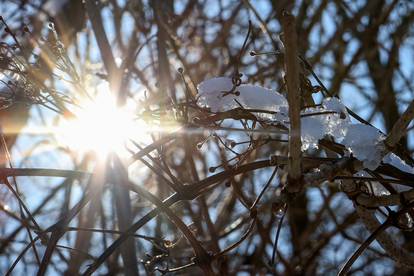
[57,83,146,158]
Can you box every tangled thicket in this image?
[1,1,414,275]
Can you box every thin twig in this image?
[271,205,287,265]
[337,216,391,276]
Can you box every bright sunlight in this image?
[57,83,145,157]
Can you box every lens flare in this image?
[57,83,143,157]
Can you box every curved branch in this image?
[355,205,414,270]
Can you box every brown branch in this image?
[0,168,89,178]
[281,12,302,193]
[125,181,214,275]
[108,155,139,276]
[355,204,414,270]
[385,100,414,150]
[84,0,121,97]
[338,216,391,275]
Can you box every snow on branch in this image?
[195,75,410,174]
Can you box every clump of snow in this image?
[383,153,414,174]
[301,116,325,150]
[322,98,349,119]
[273,105,289,126]
[322,98,351,138]
[197,78,395,171]
[300,98,388,170]
[197,77,288,117]
[300,97,350,150]
[197,77,233,112]
[342,124,385,170]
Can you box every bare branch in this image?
[281,12,302,192]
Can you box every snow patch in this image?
[301,116,325,150]
[197,77,288,117]
[342,124,385,170]
[383,153,414,174]
[300,97,350,150]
